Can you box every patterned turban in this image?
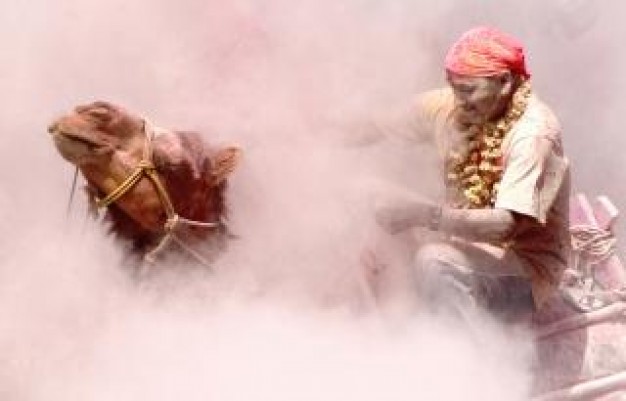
[444,26,530,79]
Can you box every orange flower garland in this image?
[446,80,532,208]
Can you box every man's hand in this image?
[375,200,438,234]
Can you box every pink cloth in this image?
[444,26,530,79]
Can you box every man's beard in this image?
[454,98,509,129]
[453,107,485,130]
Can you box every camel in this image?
[49,101,240,266]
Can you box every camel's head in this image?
[48,101,145,166]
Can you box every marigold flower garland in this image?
[446,80,532,208]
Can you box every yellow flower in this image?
[445,81,531,209]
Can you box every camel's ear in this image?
[211,146,241,185]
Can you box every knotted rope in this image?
[570,224,617,266]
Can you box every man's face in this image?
[447,72,512,126]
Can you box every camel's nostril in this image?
[48,122,58,134]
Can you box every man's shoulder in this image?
[412,87,455,121]
[512,94,562,144]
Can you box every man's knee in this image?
[414,243,447,272]
[413,244,443,291]
[413,243,467,296]
[413,242,470,279]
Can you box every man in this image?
[375,27,571,316]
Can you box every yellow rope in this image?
[95,160,153,208]
[144,166,176,220]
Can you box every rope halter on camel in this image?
[92,119,221,268]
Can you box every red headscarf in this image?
[444,26,530,79]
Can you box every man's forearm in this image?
[438,207,516,243]
[375,200,518,242]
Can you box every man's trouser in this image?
[413,240,535,321]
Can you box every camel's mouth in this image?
[49,119,106,147]
[54,130,106,150]
[57,130,99,147]
[49,123,111,164]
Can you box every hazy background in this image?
[0,0,624,399]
